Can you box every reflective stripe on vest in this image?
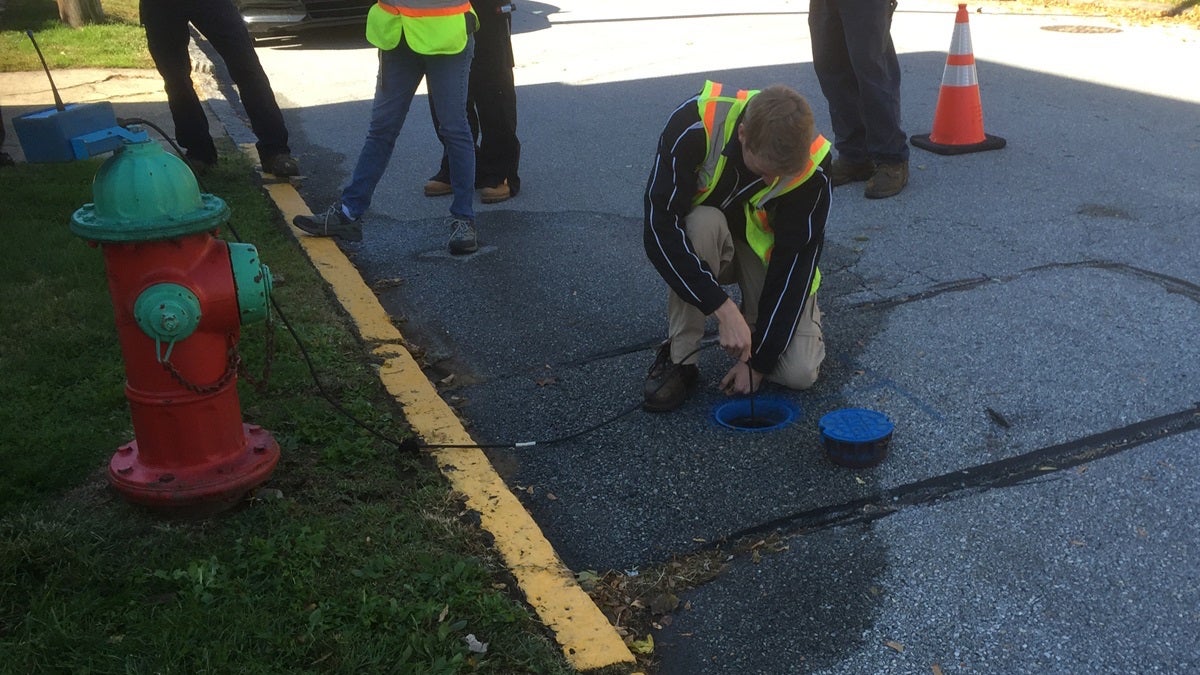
[691,80,830,295]
[367,1,475,54]
[694,80,756,203]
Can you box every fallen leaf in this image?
[440,374,456,385]
[1069,539,1086,547]
[438,604,449,622]
[576,570,601,591]
[546,492,558,501]
[648,593,680,615]
[629,633,655,654]
[1136,527,1148,538]
[885,639,905,653]
[855,476,866,485]
[932,664,944,675]
[751,549,761,564]
[535,377,558,386]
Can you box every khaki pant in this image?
[667,206,825,389]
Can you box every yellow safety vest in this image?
[692,80,831,294]
[366,0,477,54]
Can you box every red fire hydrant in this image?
[70,138,279,512]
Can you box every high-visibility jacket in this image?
[691,80,832,295]
[366,0,477,54]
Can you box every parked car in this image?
[234,0,374,37]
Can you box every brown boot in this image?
[423,179,452,197]
[643,342,699,412]
[864,161,909,199]
[480,180,512,204]
[827,157,875,186]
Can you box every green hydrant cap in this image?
[134,283,202,361]
[228,242,273,325]
[70,139,230,242]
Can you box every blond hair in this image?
[741,85,816,176]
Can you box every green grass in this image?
[0,149,575,674]
[0,0,151,71]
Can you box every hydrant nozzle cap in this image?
[70,139,230,243]
[134,283,202,345]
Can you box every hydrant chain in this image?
[160,334,240,395]
[237,316,276,394]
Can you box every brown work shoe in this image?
[827,157,875,186]
[864,162,909,199]
[423,179,452,197]
[643,342,700,412]
[480,180,512,204]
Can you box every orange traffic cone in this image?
[910,4,1005,155]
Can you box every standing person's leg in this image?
[190,0,295,173]
[837,0,907,165]
[425,34,477,253]
[836,0,908,198]
[141,0,217,164]
[340,43,427,219]
[471,7,520,198]
[809,0,866,163]
[424,92,479,195]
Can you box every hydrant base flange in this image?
[109,423,280,511]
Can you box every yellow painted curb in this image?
[260,179,636,672]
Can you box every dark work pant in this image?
[140,0,290,163]
[809,0,909,164]
[430,2,521,194]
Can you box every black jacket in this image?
[643,92,832,374]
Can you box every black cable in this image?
[115,117,721,453]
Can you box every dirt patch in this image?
[982,0,1200,29]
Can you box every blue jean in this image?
[809,0,909,164]
[342,35,476,221]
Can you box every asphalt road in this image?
[216,2,1200,672]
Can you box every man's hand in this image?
[720,362,764,396]
[713,298,752,362]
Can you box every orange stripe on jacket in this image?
[377,1,472,17]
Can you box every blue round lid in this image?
[819,408,894,443]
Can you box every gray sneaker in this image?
[292,202,362,242]
[447,217,478,255]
